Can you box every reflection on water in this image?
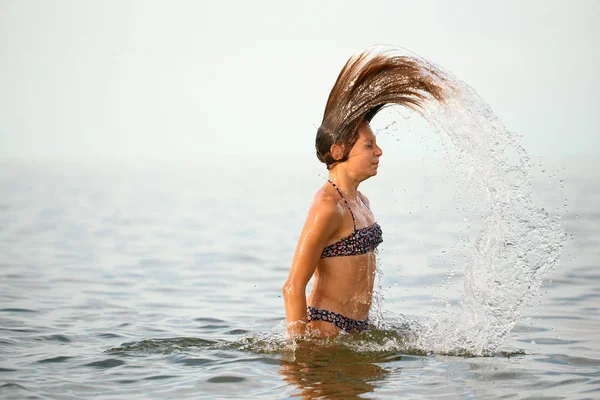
[279,342,394,399]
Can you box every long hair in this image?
[316,47,446,168]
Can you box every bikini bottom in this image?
[306,306,369,333]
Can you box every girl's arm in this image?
[282,195,342,337]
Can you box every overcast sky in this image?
[1,0,598,164]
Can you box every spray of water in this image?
[367,48,566,356]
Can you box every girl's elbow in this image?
[282,280,302,298]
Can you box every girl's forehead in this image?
[358,128,376,141]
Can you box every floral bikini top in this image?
[321,180,383,258]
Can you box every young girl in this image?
[283,48,445,338]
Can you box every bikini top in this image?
[321,180,383,258]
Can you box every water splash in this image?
[104,326,526,360]
[106,337,218,355]
[373,47,566,356]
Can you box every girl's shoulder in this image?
[307,185,345,222]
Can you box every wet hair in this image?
[316,47,446,168]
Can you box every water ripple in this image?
[143,375,178,381]
[35,334,71,343]
[207,375,247,383]
[537,354,600,367]
[172,357,215,367]
[83,358,126,369]
[37,356,73,364]
[106,337,219,355]
[0,308,38,313]
[517,338,580,345]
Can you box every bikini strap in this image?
[327,179,357,231]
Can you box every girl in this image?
[283,48,445,338]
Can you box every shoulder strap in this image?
[327,180,356,231]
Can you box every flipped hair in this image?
[316,48,446,168]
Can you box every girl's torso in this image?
[307,180,382,321]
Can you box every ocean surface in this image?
[0,156,598,399]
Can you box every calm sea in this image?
[0,157,598,399]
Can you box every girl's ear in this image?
[330,143,344,161]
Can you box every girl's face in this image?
[346,122,383,179]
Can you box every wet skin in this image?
[283,122,383,338]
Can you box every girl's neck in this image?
[327,167,360,200]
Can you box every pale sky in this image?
[1,0,598,163]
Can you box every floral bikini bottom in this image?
[306,306,369,333]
